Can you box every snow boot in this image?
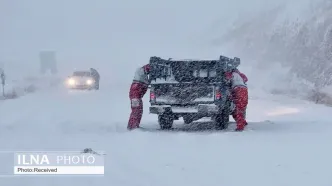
[127,124,140,130]
[235,122,247,131]
[235,126,244,131]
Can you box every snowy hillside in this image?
[212,0,332,104]
[1,0,332,186]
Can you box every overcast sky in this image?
[0,0,309,82]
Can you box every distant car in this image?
[65,71,99,90]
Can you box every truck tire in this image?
[94,83,99,90]
[183,114,194,124]
[158,114,173,130]
[215,102,231,130]
[94,78,100,90]
[215,112,229,130]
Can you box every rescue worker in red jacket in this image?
[127,64,151,130]
[226,69,248,131]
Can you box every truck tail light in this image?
[215,87,222,100]
[150,88,156,103]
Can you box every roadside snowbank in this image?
[0,75,62,100]
[240,60,332,106]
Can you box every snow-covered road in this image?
[1,85,331,186]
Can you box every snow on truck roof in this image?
[167,58,218,61]
[149,56,240,83]
[150,56,239,64]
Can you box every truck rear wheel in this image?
[158,114,173,130]
[215,103,230,130]
[215,112,229,130]
[183,114,194,124]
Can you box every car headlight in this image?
[86,79,94,85]
[68,78,75,85]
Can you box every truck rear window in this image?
[170,62,218,82]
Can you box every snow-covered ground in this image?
[1,84,332,186]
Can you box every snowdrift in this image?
[0,76,62,100]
